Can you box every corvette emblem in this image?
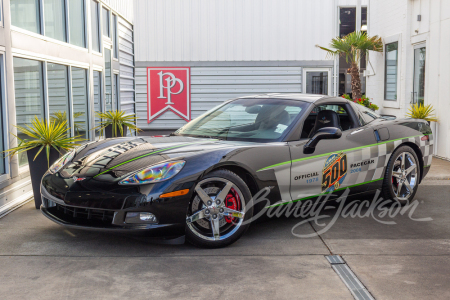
[319,117,330,124]
[72,176,86,182]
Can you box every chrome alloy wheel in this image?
[186,177,246,241]
[391,152,418,200]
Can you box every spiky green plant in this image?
[316,31,383,100]
[94,110,141,137]
[406,103,438,122]
[50,111,86,135]
[4,117,86,166]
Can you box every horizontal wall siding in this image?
[102,0,133,23]
[134,0,337,62]
[118,17,136,116]
[136,66,302,130]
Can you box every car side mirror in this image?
[303,127,342,154]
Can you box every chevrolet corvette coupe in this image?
[41,94,433,248]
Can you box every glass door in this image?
[303,68,332,96]
[413,46,426,105]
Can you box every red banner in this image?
[147,67,191,123]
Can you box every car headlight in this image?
[119,160,186,185]
[48,151,75,174]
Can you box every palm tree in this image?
[316,31,383,100]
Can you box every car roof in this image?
[236,93,338,103]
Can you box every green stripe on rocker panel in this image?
[267,178,384,208]
[257,135,424,172]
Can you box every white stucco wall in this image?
[366,0,450,159]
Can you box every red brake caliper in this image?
[224,188,241,223]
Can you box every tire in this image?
[381,145,421,206]
[185,169,254,248]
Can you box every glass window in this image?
[13,57,44,166]
[68,0,85,47]
[339,7,356,38]
[0,65,4,175]
[384,42,398,100]
[90,0,100,52]
[305,71,328,95]
[104,48,112,111]
[361,7,367,31]
[93,70,102,139]
[413,47,426,106]
[71,67,89,139]
[44,0,66,42]
[112,14,118,58]
[10,0,41,33]
[113,73,119,110]
[47,63,69,131]
[358,105,381,124]
[102,7,109,37]
[176,98,308,142]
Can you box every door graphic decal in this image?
[322,152,348,192]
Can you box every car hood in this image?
[59,136,245,180]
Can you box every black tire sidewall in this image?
[382,145,421,205]
[185,169,254,248]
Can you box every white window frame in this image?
[11,52,90,171]
[0,50,9,182]
[90,0,102,54]
[92,65,103,140]
[113,70,120,110]
[383,34,402,108]
[302,68,333,96]
[0,0,4,27]
[65,0,88,48]
[101,5,110,38]
[112,13,119,60]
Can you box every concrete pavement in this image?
[425,157,450,180]
[0,159,450,299]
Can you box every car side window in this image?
[300,103,357,138]
[357,105,381,124]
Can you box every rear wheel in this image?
[185,169,253,248]
[382,145,421,206]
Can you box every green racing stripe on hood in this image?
[257,135,424,172]
[93,140,216,178]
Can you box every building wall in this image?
[134,0,338,62]
[0,0,135,216]
[134,0,375,131]
[366,0,450,159]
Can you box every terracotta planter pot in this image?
[104,124,128,138]
[27,147,61,209]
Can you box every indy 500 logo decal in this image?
[322,152,347,192]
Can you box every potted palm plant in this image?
[5,117,85,209]
[316,31,383,100]
[94,110,141,138]
[406,103,438,125]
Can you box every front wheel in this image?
[382,145,421,206]
[185,169,253,248]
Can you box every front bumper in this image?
[40,184,190,241]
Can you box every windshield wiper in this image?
[188,134,225,140]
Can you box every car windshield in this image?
[175,98,308,142]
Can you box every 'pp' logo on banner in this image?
[147,67,190,123]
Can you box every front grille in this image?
[44,197,115,225]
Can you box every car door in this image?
[288,101,380,202]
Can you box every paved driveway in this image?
[0,182,449,299]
